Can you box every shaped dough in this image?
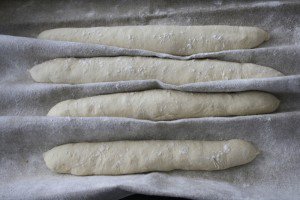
[38,25,269,55]
[47,90,279,120]
[44,139,259,175]
[29,58,283,85]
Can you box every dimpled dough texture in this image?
[47,90,280,120]
[38,25,269,55]
[29,58,283,85]
[43,139,259,175]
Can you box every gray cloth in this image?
[0,0,299,199]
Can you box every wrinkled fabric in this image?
[0,0,299,199]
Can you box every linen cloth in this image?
[0,1,299,199]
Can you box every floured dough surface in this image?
[43,139,259,175]
[38,25,269,55]
[29,57,283,85]
[47,90,280,120]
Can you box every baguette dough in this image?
[29,57,283,85]
[38,25,269,55]
[43,139,259,175]
[47,90,279,120]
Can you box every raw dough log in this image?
[38,25,269,55]
[29,57,283,85]
[47,90,280,120]
[43,139,259,175]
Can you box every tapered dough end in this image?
[261,93,280,113]
[30,58,73,83]
[251,27,270,48]
[261,28,270,41]
[38,29,64,40]
[225,139,260,169]
[43,144,72,174]
[29,63,49,83]
[245,92,280,115]
[43,151,55,172]
[265,31,270,41]
[37,30,48,39]
[255,66,284,77]
[43,149,57,173]
[47,100,72,116]
[29,67,38,82]
[255,27,269,41]
[266,69,284,77]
